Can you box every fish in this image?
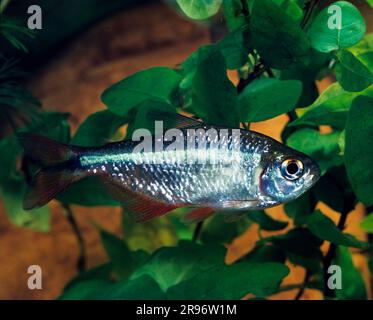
[18,112,320,222]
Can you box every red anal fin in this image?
[99,177,181,222]
[183,207,215,223]
[125,196,180,222]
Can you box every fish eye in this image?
[281,159,304,180]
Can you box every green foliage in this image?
[334,247,367,300]
[222,0,247,31]
[335,50,373,92]
[176,0,222,20]
[217,26,252,69]
[360,213,373,233]
[122,211,178,252]
[167,261,289,299]
[247,210,288,231]
[71,110,127,147]
[290,83,373,129]
[250,0,310,68]
[345,95,373,206]
[287,128,343,174]
[187,44,238,126]
[100,228,147,280]
[307,210,368,249]
[2,0,373,301]
[238,78,302,123]
[199,214,252,244]
[0,16,34,52]
[309,1,366,53]
[101,67,181,116]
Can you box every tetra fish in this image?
[18,113,320,222]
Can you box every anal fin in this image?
[183,207,215,223]
[100,177,180,222]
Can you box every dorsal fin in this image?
[145,109,204,130]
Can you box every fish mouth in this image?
[304,165,321,189]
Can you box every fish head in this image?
[259,148,320,204]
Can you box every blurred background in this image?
[0,0,372,299]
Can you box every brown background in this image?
[0,1,372,300]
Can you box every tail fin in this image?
[23,170,81,210]
[17,133,77,167]
[18,133,83,210]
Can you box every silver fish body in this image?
[78,126,320,211]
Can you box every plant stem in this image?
[192,221,204,242]
[300,0,322,29]
[0,0,11,14]
[322,194,355,298]
[240,0,250,20]
[294,270,311,300]
[61,203,86,272]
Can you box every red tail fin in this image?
[18,133,83,210]
[17,133,77,167]
[23,170,79,210]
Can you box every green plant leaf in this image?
[307,210,368,248]
[238,78,302,123]
[261,227,323,252]
[176,0,222,20]
[63,263,113,292]
[217,26,252,69]
[345,95,373,206]
[309,1,366,53]
[166,262,289,299]
[335,50,373,92]
[312,174,344,212]
[273,0,304,23]
[284,191,313,226]
[23,111,71,143]
[101,67,182,116]
[260,227,323,271]
[222,0,247,31]
[59,275,166,300]
[290,83,373,129]
[58,279,112,300]
[360,213,373,233]
[334,246,367,300]
[0,136,50,232]
[247,210,288,231]
[250,0,310,68]
[130,241,226,291]
[357,51,373,74]
[349,33,373,56]
[1,176,51,232]
[280,49,330,108]
[200,214,252,244]
[71,110,127,147]
[189,44,238,126]
[58,176,119,206]
[243,245,286,263]
[122,211,178,253]
[287,128,343,174]
[95,275,166,300]
[100,229,142,280]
